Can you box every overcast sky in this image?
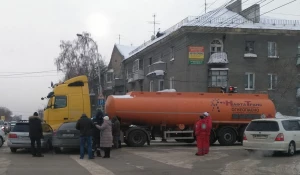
[0,0,299,119]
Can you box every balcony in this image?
[133,70,144,81]
[207,52,229,65]
[146,61,167,78]
[127,73,134,83]
[104,81,113,91]
[114,78,124,87]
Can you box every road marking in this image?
[126,162,145,170]
[126,150,228,169]
[0,157,11,175]
[70,155,115,175]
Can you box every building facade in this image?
[103,44,136,97]
[122,0,300,116]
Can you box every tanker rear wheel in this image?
[128,130,147,147]
[218,128,237,146]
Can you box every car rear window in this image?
[12,123,29,132]
[58,122,76,130]
[246,121,279,132]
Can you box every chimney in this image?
[226,0,242,13]
[240,4,260,23]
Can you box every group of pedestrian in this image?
[194,112,212,156]
[75,110,121,160]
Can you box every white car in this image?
[243,118,300,156]
[0,129,5,147]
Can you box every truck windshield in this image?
[47,97,52,108]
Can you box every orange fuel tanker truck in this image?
[105,91,276,147]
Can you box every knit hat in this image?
[33,112,38,116]
[103,116,109,120]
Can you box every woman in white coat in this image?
[96,116,113,158]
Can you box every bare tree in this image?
[12,115,22,121]
[54,32,107,87]
[0,107,12,121]
[37,109,44,120]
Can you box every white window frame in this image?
[158,79,164,91]
[149,81,154,92]
[210,39,223,55]
[169,77,175,89]
[245,72,255,90]
[268,73,277,90]
[208,68,229,87]
[268,41,278,58]
[133,59,143,72]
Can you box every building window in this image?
[158,79,164,91]
[268,42,278,58]
[149,81,153,92]
[245,72,255,90]
[133,59,144,72]
[245,41,255,53]
[208,69,228,87]
[210,39,223,55]
[268,73,277,90]
[106,72,113,83]
[149,57,152,65]
[297,43,300,65]
[171,47,175,60]
[170,77,175,89]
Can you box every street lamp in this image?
[76,33,102,95]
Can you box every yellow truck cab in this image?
[43,75,91,131]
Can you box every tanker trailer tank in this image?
[105,91,276,147]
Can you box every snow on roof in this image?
[115,44,136,58]
[146,70,165,76]
[207,52,229,64]
[126,7,300,60]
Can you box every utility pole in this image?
[148,14,160,36]
[205,0,207,13]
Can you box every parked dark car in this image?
[52,122,80,153]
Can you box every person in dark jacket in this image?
[92,110,104,157]
[111,116,121,149]
[29,112,43,157]
[76,113,94,159]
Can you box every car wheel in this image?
[288,142,296,156]
[10,148,17,153]
[0,137,3,148]
[54,147,61,154]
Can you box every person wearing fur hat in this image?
[96,116,113,158]
[29,112,43,157]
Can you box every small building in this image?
[103,44,136,97]
[122,0,300,116]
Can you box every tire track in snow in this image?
[218,159,261,175]
[0,157,11,175]
[126,150,228,169]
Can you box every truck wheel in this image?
[218,128,237,146]
[128,130,147,147]
[210,134,217,145]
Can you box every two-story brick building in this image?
[103,44,136,97]
[121,0,300,115]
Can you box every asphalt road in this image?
[1,140,300,175]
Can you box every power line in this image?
[126,0,293,66]
[0,70,57,76]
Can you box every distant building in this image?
[103,44,136,97]
[122,0,300,116]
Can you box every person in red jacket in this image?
[203,112,212,154]
[194,115,206,156]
